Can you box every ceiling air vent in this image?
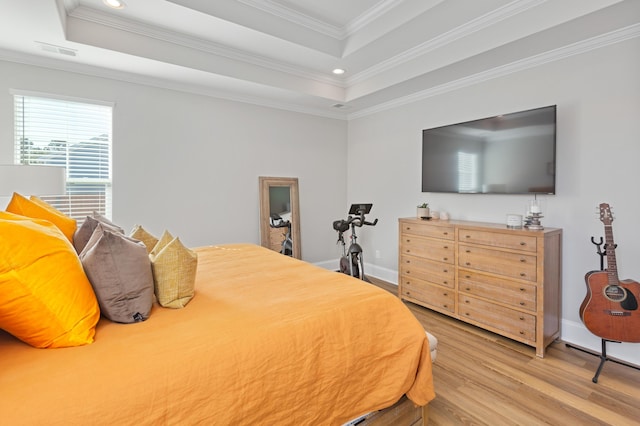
[37,42,77,57]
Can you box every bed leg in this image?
[421,404,430,425]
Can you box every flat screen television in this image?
[422,105,556,194]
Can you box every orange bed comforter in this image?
[0,244,434,425]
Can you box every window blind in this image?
[457,151,479,193]
[14,94,113,221]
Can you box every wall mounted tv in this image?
[422,105,556,194]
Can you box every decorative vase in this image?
[417,207,430,218]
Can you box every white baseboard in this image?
[561,319,640,367]
[314,259,398,285]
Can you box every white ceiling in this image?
[0,0,638,119]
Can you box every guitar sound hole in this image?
[603,285,627,302]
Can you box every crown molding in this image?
[344,0,408,38]
[347,0,547,86]
[0,48,348,121]
[237,0,343,39]
[68,6,345,88]
[238,0,407,41]
[348,23,640,119]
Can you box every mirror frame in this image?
[259,176,301,259]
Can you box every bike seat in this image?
[333,220,349,233]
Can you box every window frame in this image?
[12,90,114,221]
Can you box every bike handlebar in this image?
[334,214,378,230]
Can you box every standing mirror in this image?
[259,176,301,259]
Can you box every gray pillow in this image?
[73,213,124,254]
[80,223,154,323]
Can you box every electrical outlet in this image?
[375,250,381,259]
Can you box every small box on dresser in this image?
[398,218,562,357]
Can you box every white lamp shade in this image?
[0,164,66,196]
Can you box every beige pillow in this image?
[150,230,174,257]
[150,235,197,309]
[80,223,154,323]
[129,225,159,254]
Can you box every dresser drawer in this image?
[458,295,536,341]
[458,228,537,253]
[400,235,454,264]
[401,277,455,313]
[458,244,537,282]
[401,222,454,240]
[458,271,536,311]
[400,255,454,288]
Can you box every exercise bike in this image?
[270,213,293,256]
[332,203,378,281]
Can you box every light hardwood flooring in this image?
[368,277,640,426]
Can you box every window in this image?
[457,151,479,192]
[13,93,113,221]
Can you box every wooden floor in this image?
[369,278,640,426]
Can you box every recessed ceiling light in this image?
[332,68,346,75]
[103,0,126,9]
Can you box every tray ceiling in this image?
[0,0,637,118]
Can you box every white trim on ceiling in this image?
[238,0,407,41]
[68,6,346,87]
[347,0,548,85]
[348,23,640,119]
[0,48,347,120]
[2,22,637,122]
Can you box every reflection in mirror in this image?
[259,177,301,259]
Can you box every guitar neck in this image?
[604,223,620,285]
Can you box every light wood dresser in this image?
[398,217,562,357]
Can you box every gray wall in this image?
[1,36,638,365]
[347,37,640,365]
[0,60,348,263]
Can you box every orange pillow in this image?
[5,193,76,242]
[0,211,100,348]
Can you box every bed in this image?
[0,243,435,425]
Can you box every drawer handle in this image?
[443,304,448,308]
[466,262,471,266]
[520,331,525,335]
[519,317,525,321]
[405,260,411,264]
[520,287,525,291]
[406,227,411,230]
[443,269,448,273]
[520,302,525,306]
[443,292,448,296]
[465,249,471,253]
[406,239,411,243]
[443,281,448,285]
[443,232,449,235]
[520,273,526,277]
[443,245,449,249]
[465,275,471,279]
[406,271,410,274]
[406,250,411,253]
[465,287,471,291]
[465,300,470,304]
[465,235,471,238]
[520,242,526,246]
[443,257,448,261]
[520,258,526,263]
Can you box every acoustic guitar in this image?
[580,203,640,342]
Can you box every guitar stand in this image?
[566,236,635,383]
[565,339,640,383]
